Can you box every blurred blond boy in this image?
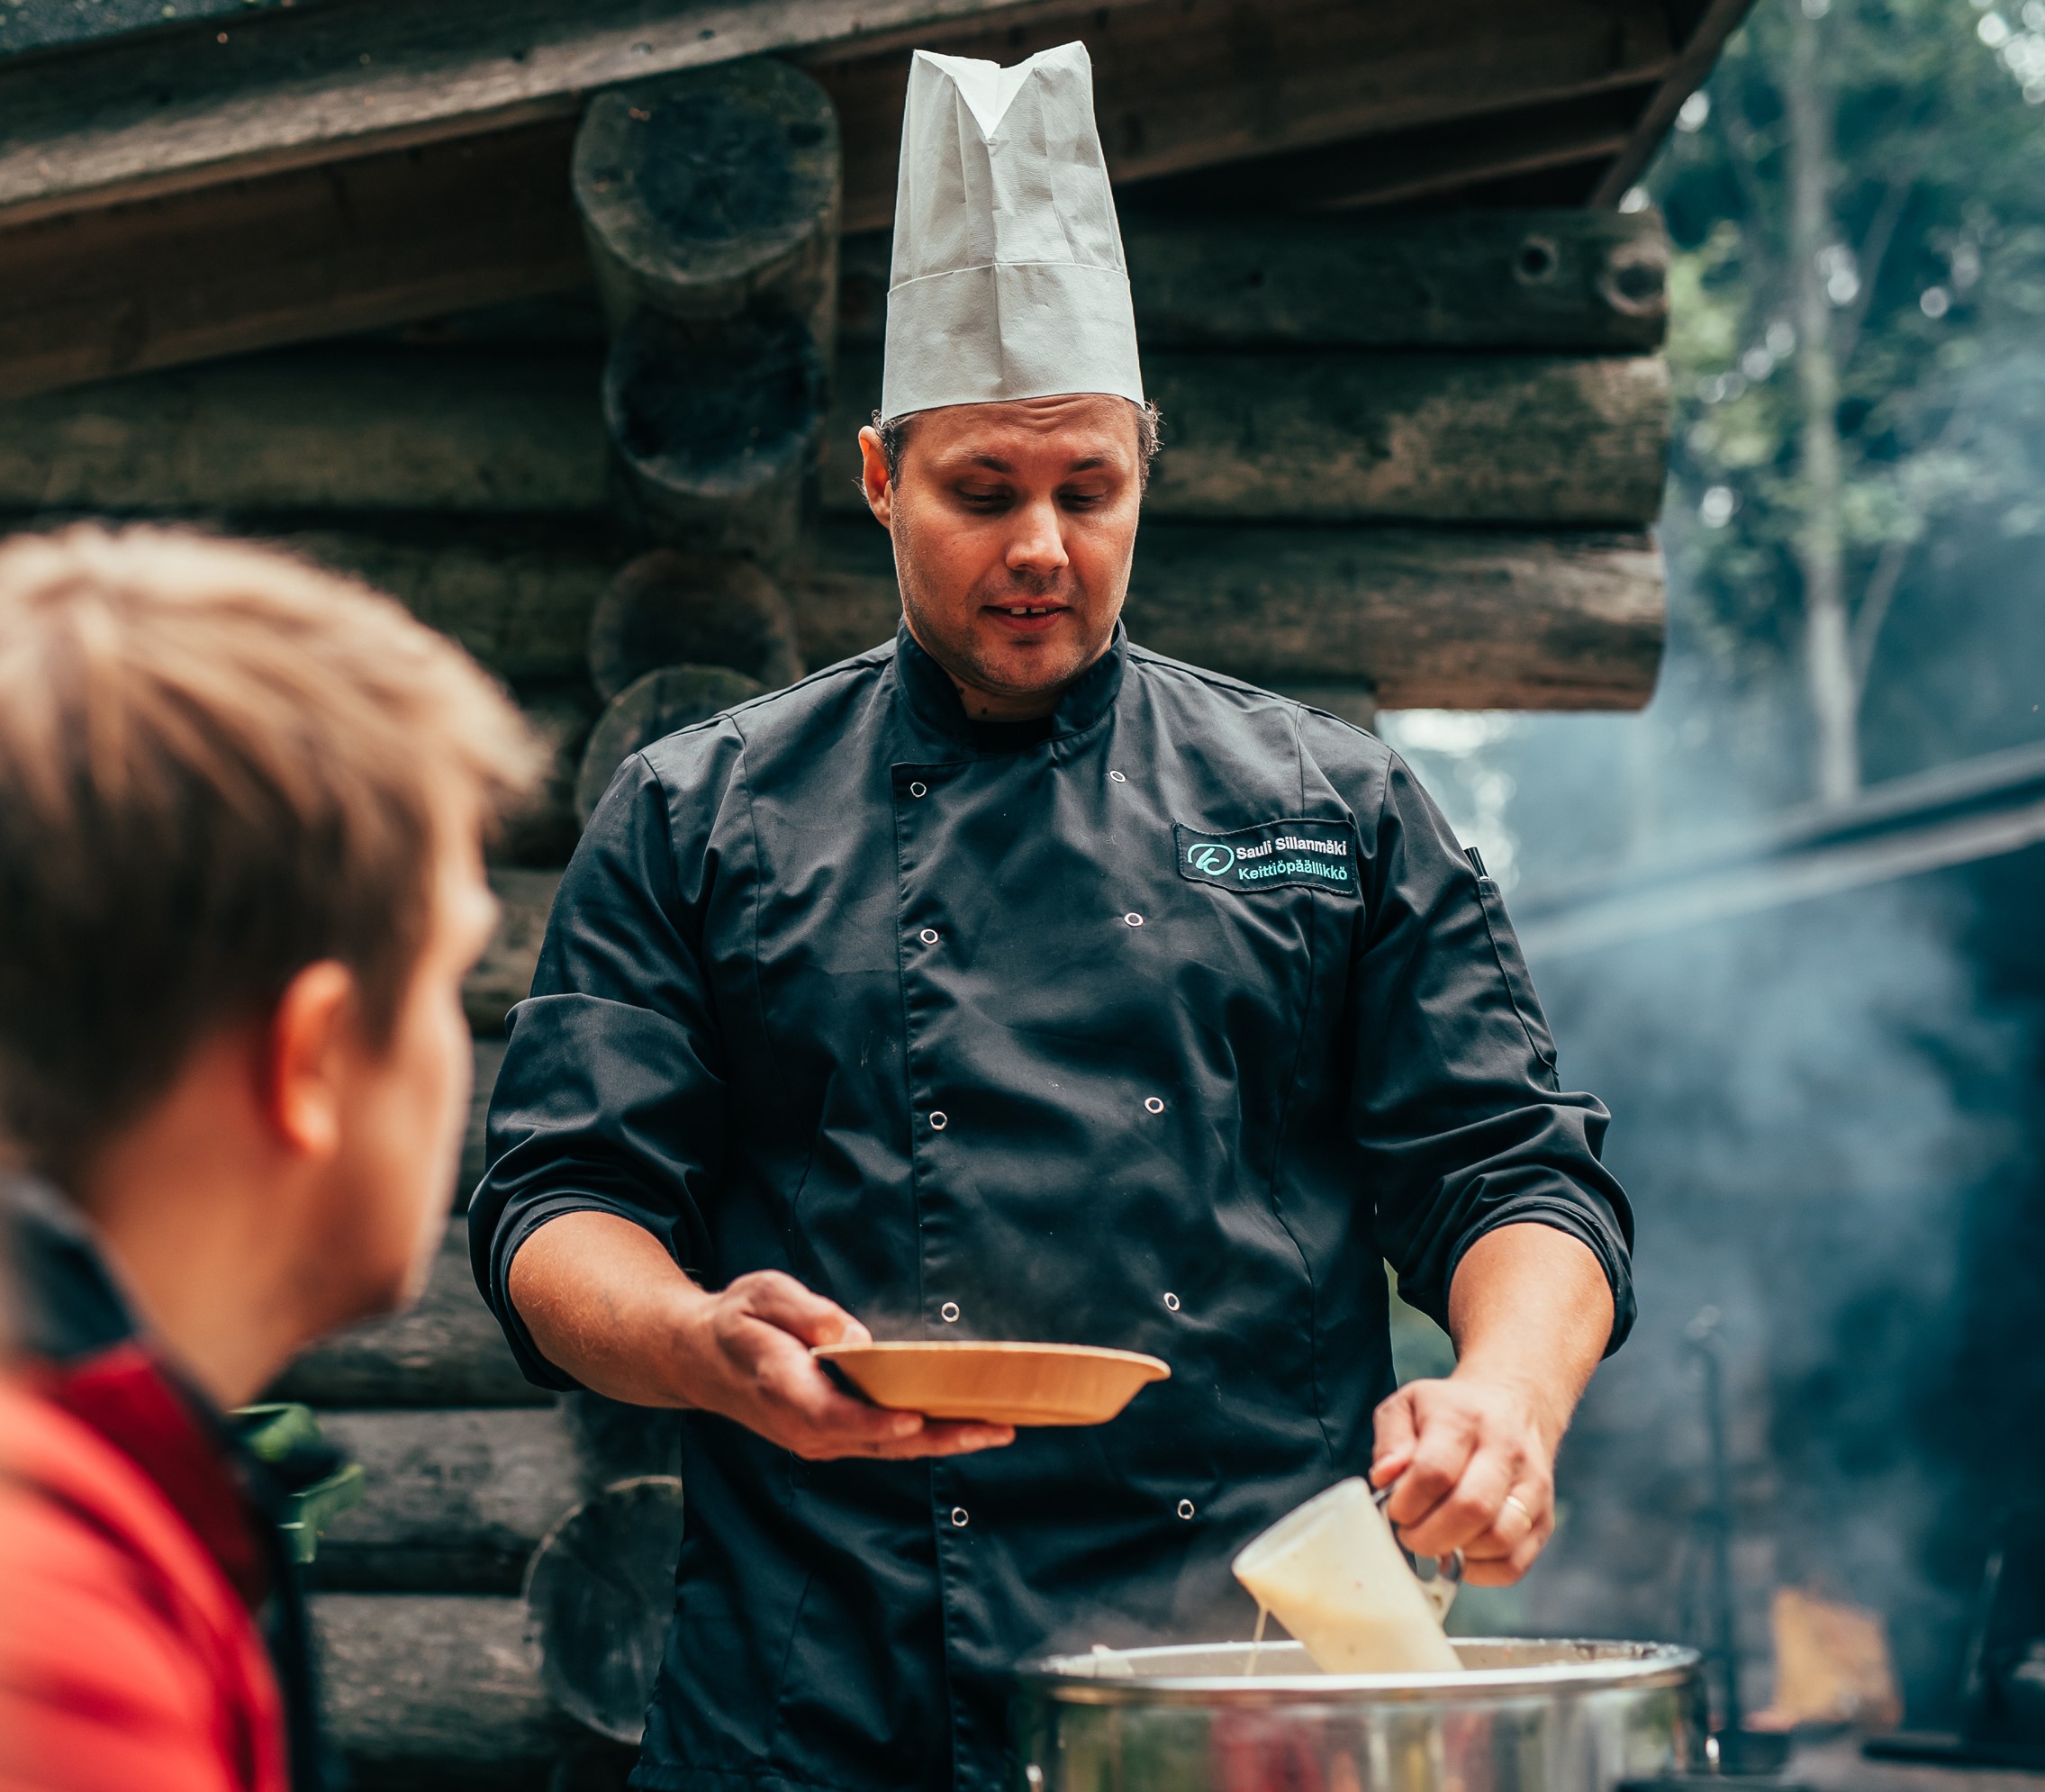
[0,528,543,1792]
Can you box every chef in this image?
[473,40,1634,1792]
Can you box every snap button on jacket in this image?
[474,624,1633,1792]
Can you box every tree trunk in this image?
[1787,0,1860,801]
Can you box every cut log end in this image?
[589,550,803,699]
[575,663,765,821]
[573,59,841,329]
[602,308,825,558]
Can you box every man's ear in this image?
[857,425,893,529]
[263,960,357,1162]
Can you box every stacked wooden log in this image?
[0,207,1669,720]
[575,59,837,560]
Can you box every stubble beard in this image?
[893,523,1114,702]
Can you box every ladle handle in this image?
[1372,1483,1463,1619]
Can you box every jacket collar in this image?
[3,1177,272,1608]
[891,618,1127,753]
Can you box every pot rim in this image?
[1017,1637,1703,1707]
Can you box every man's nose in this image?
[1006,495,1070,577]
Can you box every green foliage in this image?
[1649,0,2045,723]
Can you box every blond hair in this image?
[0,525,547,1181]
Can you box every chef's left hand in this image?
[1368,1372,1558,1588]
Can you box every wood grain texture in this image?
[311,1407,585,1594]
[0,0,1158,226]
[835,207,1671,354]
[799,520,1667,710]
[1131,83,1651,215]
[0,122,587,401]
[0,0,1674,238]
[826,347,1672,525]
[1592,0,1760,204]
[813,0,1678,233]
[2,332,1670,531]
[0,498,1661,711]
[276,524,612,686]
[0,347,608,513]
[0,0,1703,406]
[261,517,1665,710]
[601,308,826,561]
[1132,208,1669,350]
[0,103,1668,404]
[312,1592,569,1789]
[270,1214,547,1410]
[1144,352,1669,525]
[50,504,1660,712]
[572,59,840,332]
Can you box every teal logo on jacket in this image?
[1173,819,1360,897]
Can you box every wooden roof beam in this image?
[0,122,591,403]
[1591,0,1759,204]
[1126,86,1655,216]
[0,0,1677,231]
[0,0,1163,228]
[813,0,1679,232]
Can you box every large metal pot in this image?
[1014,1639,1706,1792]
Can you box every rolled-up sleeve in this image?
[1346,752,1634,1353]
[469,733,739,1389]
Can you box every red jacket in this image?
[0,1181,312,1792]
[0,1357,291,1792]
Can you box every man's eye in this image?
[957,488,1009,509]
[1061,489,1109,511]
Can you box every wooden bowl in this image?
[813,1341,1171,1427]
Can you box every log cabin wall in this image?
[0,0,1736,1780]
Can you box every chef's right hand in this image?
[676,1270,1016,1462]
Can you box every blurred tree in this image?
[1649,0,2045,801]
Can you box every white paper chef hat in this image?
[881,41,1144,420]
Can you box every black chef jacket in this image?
[473,621,1633,1792]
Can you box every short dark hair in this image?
[0,526,547,1184]
[869,399,1163,491]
